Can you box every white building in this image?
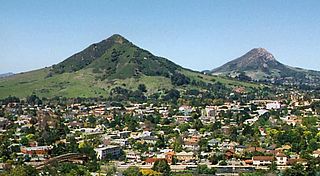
[252,156,274,166]
[276,153,287,166]
[266,102,281,110]
[94,145,121,160]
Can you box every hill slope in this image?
[50,34,180,80]
[209,48,320,86]
[0,34,259,99]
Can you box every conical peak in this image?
[246,47,275,61]
[106,34,129,44]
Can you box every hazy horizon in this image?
[1,0,320,73]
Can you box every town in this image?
[0,89,320,176]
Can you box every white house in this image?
[252,156,274,166]
[276,153,288,165]
[313,150,320,158]
[266,102,281,110]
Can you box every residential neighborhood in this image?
[0,92,320,175]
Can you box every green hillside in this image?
[0,34,260,99]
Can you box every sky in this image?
[1,0,320,73]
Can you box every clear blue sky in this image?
[1,0,320,73]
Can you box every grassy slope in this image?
[0,68,173,99]
[180,69,260,88]
[0,68,106,98]
[0,68,261,99]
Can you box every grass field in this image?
[0,68,262,99]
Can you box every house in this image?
[145,158,164,165]
[204,106,217,117]
[183,141,199,151]
[221,126,230,134]
[94,145,121,160]
[235,145,247,153]
[174,116,193,123]
[245,147,266,153]
[179,105,192,115]
[312,149,320,158]
[118,131,131,139]
[126,151,141,161]
[276,153,287,166]
[225,149,235,159]
[280,116,302,126]
[112,139,129,147]
[165,151,175,164]
[252,156,274,166]
[21,146,52,156]
[266,102,281,110]
[208,138,220,148]
[141,136,158,145]
[176,151,195,163]
[244,117,258,125]
[139,131,152,138]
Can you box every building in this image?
[165,151,175,164]
[94,145,121,160]
[21,146,52,156]
[313,150,320,158]
[252,156,274,166]
[118,131,131,139]
[276,153,288,166]
[266,102,281,110]
[126,151,141,161]
[176,152,195,163]
[145,158,164,165]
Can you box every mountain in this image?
[50,34,180,80]
[0,72,14,78]
[0,34,257,99]
[209,48,320,86]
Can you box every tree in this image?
[4,165,38,176]
[196,164,216,174]
[211,121,221,131]
[268,161,277,172]
[138,84,147,93]
[171,72,190,86]
[193,119,203,131]
[178,123,191,132]
[173,136,183,152]
[87,116,97,127]
[163,89,180,102]
[140,169,161,176]
[123,166,142,176]
[26,95,42,105]
[209,154,219,165]
[105,164,117,176]
[236,72,251,81]
[242,125,254,136]
[283,163,306,176]
[20,137,29,146]
[152,160,171,176]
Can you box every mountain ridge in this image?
[209,48,320,86]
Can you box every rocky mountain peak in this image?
[245,48,276,62]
